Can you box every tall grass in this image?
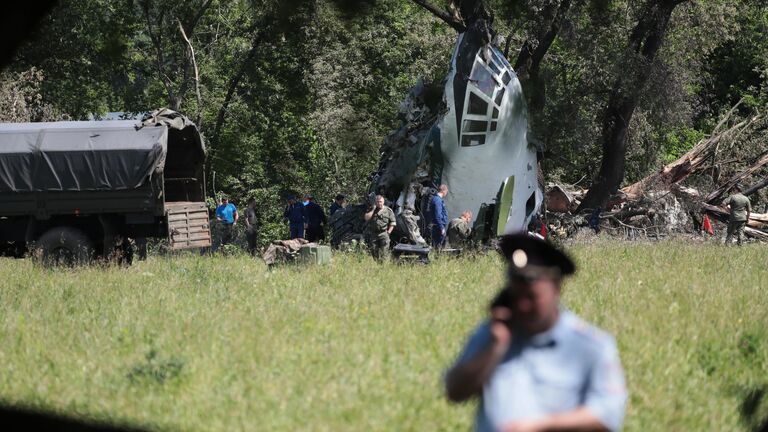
[0,241,766,431]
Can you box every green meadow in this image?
[0,241,767,431]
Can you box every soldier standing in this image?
[244,198,258,256]
[445,234,627,431]
[724,185,751,245]
[448,210,473,249]
[364,195,396,261]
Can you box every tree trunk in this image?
[210,25,268,149]
[578,0,687,212]
[512,0,572,141]
[411,0,490,32]
[514,0,571,86]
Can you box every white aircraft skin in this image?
[437,34,543,233]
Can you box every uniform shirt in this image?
[448,217,471,246]
[451,310,627,432]
[245,207,258,231]
[305,201,327,227]
[431,194,448,229]
[367,205,396,235]
[284,203,306,225]
[215,203,237,224]
[724,193,751,222]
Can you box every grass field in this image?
[0,241,767,431]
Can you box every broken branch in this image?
[704,150,768,203]
[178,19,202,126]
[622,106,764,200]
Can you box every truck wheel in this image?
[35,227,95,266]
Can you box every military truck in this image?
[0,109,211,264]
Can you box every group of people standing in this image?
[284,193,349,241]
[213,184,478,259]
[363,184,474,261]
[282,194,333,242]
[214,196,259,255]
[214,193,348,255]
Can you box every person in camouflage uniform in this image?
[364,195,396,261]
[724,184,752,246]
[448,210,473,249]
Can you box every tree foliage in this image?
[4,0,768,240]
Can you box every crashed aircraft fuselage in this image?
[332,23,543,246]
[438,32,541,233]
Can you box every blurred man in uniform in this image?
[445,234,627,432]
[448,210,473,249]
[329,194,346,216]
[215,196,238,246]
[244,197,259,256]
[283,195,306,239]
[430,184,449,248]
[724,184,751,246]
[364,195,396,261]
[304,194,327,242]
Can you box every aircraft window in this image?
[490,121,497,131]
[525,191,536,218]
[461,134,487,147]
[492,47,512,69]
[463,120,489,133]
[494,87,505,106]
[502,72,511,86]
[468,92,489,116]
[470,63,496,97]
[493,107,499,119]
[489,60,502,76]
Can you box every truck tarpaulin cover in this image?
[0,110,201,192]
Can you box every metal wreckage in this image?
[330,22,544,251]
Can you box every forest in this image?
[2,0,767,242]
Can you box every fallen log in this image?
[743,176,768,197]
[745,226,768,241]
[703,150,768,203]
[622,101,763,200]
[700,203,768,229]
[601,207,651,220]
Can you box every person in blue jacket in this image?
[283,195,306,239]
[329,194,346,216]
[430,184,449,248]
[215,196,238,246]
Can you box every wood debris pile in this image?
[544,101,768,242]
